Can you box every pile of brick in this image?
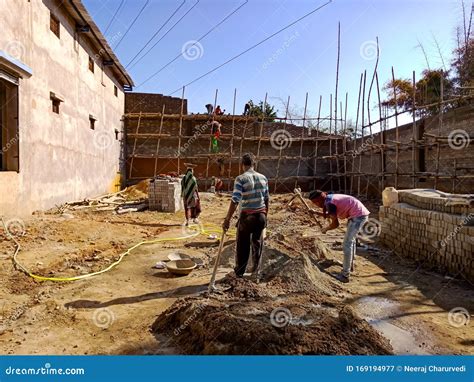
[149,178,182,213]
[379,190,474,282]
[397,189,473,215]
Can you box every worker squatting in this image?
[181,152,371,284]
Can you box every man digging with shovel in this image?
[308,190,370,283]
[222,153,269,279]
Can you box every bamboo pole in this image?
[313,95,322,189]
[351,73,363,194]
[375,71,385,191]
[412,71,417,188]
[128,111,142,180]
[153,104,166,177]
[358,70,367,197]
[227,88,237,191]
[205,89,219,190]
[435,75,443,190]
[391,67,400,189]
[343,92,348,193]
[329,93,333,190]
[255,93,268,172]
[295,93,308,189]
[274,96,290,192]
[177,87,185,175]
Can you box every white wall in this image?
[0,0,126,216]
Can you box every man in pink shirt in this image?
[308,190,370,283]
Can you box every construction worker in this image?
[215,105,224,115]
[205,103,214,115]
[223,153,269,278]
[308,190,370,283]
[181,166,201,226]
[209,120,221,153]
[243,101,252,115]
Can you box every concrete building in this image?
[0,0,133,216]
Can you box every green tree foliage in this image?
[452,32,474,87]
[248,100,277,121]
[382,69,454,117]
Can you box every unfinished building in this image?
[0,0,133,216]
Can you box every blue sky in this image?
[83,0,464,128]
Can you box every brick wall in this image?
[346,105,474,196]
[125,93,187,115]
[124,113,335,192]
[379,189,474,282]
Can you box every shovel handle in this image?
[208,230,227,292]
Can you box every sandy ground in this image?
[0,193,472,355]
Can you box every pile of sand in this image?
[122,179,150,201]
[152,252,393,355]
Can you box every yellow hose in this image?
[9,222,235,283]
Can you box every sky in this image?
[83,0,465,129]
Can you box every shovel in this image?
[208,229,227,293]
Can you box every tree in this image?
[452,1,473,88]
[382,69,454,117]
[248,100,277,122]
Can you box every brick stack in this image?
[397,189,473,215]
[149,178,182,213]
[379,190,474,282]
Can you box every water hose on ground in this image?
[5,221,235,283]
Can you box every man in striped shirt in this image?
[223,153,269,278]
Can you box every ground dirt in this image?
[0,193,472,355]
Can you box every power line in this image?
[125,0,186,68]
[114,0,150,50]
[128,0,200,70]
[167,0,332,96]
[104,0,126,35]
[136,0,248,88]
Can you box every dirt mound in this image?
[152,251,392,355]
[122,179,150,200]
[152,298,392,355]
[266,253,342,297]
[217,276,273,300]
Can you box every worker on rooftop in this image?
[223,153,269,278]
[214,105,224,115]
[308,190,370,283]
[181,165,201,226]
[205,103,214,115]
